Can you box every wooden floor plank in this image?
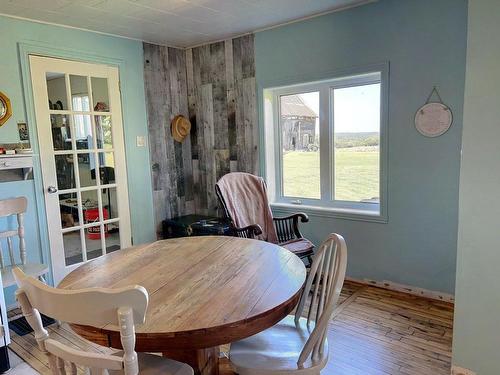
[9,281,454,375]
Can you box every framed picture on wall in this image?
[18,122,29,141]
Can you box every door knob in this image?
[47,186,58,194]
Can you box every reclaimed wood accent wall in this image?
[144,44,194,233]
[143,35,258,235]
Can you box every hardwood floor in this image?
[8,281,453,375]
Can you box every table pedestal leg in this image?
[162,346,220,375]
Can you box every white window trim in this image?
[262,64,389,223]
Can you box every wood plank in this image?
[242,77,258,174]
[200,84,217,213]
[10,281,454,375]
[186,48,198,161]
[192,47,208,212]
[143,43,171,231]
[176,49,195,207]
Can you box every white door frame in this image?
[30,55,131,284]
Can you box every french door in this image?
[30,55,131,284]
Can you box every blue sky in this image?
[299,83,380,134]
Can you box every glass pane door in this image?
[31,55,131,284]
[47,71,120,266]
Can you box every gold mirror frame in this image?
[0,91,12,126]
[0,91,12,127]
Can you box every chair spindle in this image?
[7,237,15,266]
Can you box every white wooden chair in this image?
[229,233,348,375]
[0,197,49,287]
[13,267,193,375]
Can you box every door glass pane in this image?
[46,72,67,110]
[99,152,115,184]
[333,83,381,203]
[59,193,79,229]
[85,224,103,261]
[51,114,71,151]
[55,154,75,190]
[95,115,113,149]
[101,187,117,220]
[82,189,99,216]
[91,77,110,112]
[106,221,121,254]
[280,92,320,199]
[73,114,94,150]
[78,153,97,188]
[69,75,89,111]
[63,229,83,266]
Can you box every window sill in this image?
[270,202,388,224]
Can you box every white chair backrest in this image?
[13,267,149,375]
[294,233,348,368]
[0,197,27,269]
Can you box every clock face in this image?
[0,99,6,118]
[415,102,453,137]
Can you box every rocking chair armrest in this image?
[230,223,263,239]
[272,213,309,242]
[272,212,309,223]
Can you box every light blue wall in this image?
[453,1,500,374]
[0,16,155,304]
[255,0,467,293]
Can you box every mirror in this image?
[0,92,12,127]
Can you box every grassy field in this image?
[282,148,379,202]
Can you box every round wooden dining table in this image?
[59,236,307,375]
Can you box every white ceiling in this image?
[0,0,373,48]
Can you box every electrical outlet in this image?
[451,365,477,375]
[136,135,146,147]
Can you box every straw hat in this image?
[171,115,191,143]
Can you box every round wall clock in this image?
[0,91,12,127]
[415,102,453,137]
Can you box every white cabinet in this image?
[0,155,33,180]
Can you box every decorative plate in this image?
[414,102,453,137]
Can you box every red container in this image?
[84,208,109,239]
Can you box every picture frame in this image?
[18,122,29,141]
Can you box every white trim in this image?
[272,202,385,224]
[347,277,455,303]
[0,271,10,346]
[264,66,389,222]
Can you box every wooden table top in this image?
[59,236,306,350]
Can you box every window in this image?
[72,95,92,140]
[264,68,387,219]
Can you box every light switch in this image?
[136,136,146,147]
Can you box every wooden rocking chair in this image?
[215,172,314,262]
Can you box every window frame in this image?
[263,64,389,222]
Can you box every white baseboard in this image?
[451,365,477,375]
[346,277,455,303]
